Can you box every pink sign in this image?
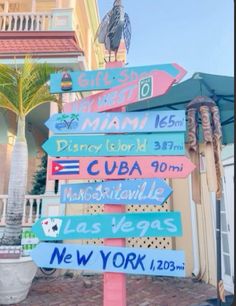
[48,156,195,180]
[64,70,175,113]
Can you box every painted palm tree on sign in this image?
[0,57,58,246]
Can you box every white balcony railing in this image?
[0,12,53,31]
[0,194,44,227]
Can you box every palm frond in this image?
[21,56,34,80]
[0,64,19,111]
[24,85,58,115]
[23,64,58,108]
[0,57,59,117]
[25,99,59,116]
[0,93,18,114]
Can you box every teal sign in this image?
[32,212,182,240]
[50,63,186,93]
[42,133,185,157]
[31,243,185,277]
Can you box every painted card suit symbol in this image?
[42,221,48,225]
[52,224,58,232]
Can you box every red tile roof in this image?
[0,31,84,58]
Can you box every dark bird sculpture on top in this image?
[95,0,131,62]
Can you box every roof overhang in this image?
[0,31,86,70]
[0,56,86,70]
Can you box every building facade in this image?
[0,0,105,194]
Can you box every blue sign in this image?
[42,133,185,157]
[45,111,186,134]
[31,243,185,277]
[32,212,182,240]
[60,178,172,205]
[50,63,186,93]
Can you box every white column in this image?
[32,0,36,12]
[4,1,9,13]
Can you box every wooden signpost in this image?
[31,243,185,277]
[60,178,172,206]
[32,61,192,306]
[48,156,195,180]
[42,133,185,157]
[32,212,182,240]
[63,71,175,113]
[50,63,186,93]
[45,110,186,134]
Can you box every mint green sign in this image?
[42,133,185,157]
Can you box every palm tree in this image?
[0,57,58,245]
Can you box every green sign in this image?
[21,229,39,256]
[139,76,153,100]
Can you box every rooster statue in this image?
[95,0,131,61]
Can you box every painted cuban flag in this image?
[52,160,80,175]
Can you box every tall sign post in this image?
[103,61,126,306]
[31,62,195,306]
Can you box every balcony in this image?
[0,194,43,227]
[0,193,63,229]
[0,8,73,32]
[0,12,53,31]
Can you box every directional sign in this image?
[64,71,175,113]
[48,156,195,180]
[32,212,182,241]
[45,110,186,134]
[42,133,185,157]
[60,178,172,205]
[31,243,185,277]
[50,63,186,93]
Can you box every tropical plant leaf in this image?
[0,56,60,246]
[24,85,58,115]
[71,113,80,120]
[0,93,18,114]
[0,56,59,116]
[0,64,19,113]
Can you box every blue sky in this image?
[97,0,234,79]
